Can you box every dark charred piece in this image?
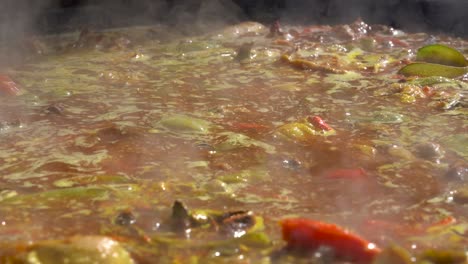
[115,211,137,226]
[453,186,468,205]
[214,211,256,236]
[413,142,444,161]
[281,158,302,171]
[169,201,257,237]
[235,42,254,62]
[0,120,21,131]
[194,142,215,151]
[170,200,195,232]
[267,20,283,38]
[45,103,65,115]
[446,161,468,181]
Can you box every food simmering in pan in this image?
[0,20,467,263]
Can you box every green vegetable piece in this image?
[217,168,269,184]
[277,123,316,142]
[371,111,404,124]
[408,76,461,86]
[419,249,467,264]
[26,236,135,264]
[276,120,335,143]
[159,114,211,134]
[360,37,377,51]
[398,63,468,78]
[441,134,468,158]
[0,187,108,205]
[416,44,468,67]
[0,189,17,202]
[235,232,271,248]
[215,132,275,153]
[373,244,412,264]
[53,175,130,188]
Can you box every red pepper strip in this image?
[324,167,367,179]
[0,74,20,96]
[281,218,381,263]
[307,116,333,131]
[427,216,457,230]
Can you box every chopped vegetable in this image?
[373,244,412,264]
[0,186,109,205]
[398,44,468,77]
[419,249,467,264]
[307,116,334,131]
[398,62,468,78]
[159,114,211,134]
[53,174,130,188]
[280,218,381,263]
[276,117,336,142]
[0,19,467,263]
[167,201,262,237]
[280,54,346,74]
[26,236,135,264]
[416,44,468,67]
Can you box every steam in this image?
[1,0,467,46]
[274,0,468,37]
[0,1,53,43]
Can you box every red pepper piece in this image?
[324,167,367,179]
[0,74,20,96]
[281,218,381,263]
[307,116,333,131]
[422,86,434,97]
[427,216,456,229]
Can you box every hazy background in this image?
[0,0,467,43]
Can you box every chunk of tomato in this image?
[281,218,381,263]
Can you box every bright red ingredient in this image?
[0,74,20,96]
[281,218,381,263]
[427,216,457,229]
[422,86,435,97]
[324,167,367,179]
[307,116,333,131]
